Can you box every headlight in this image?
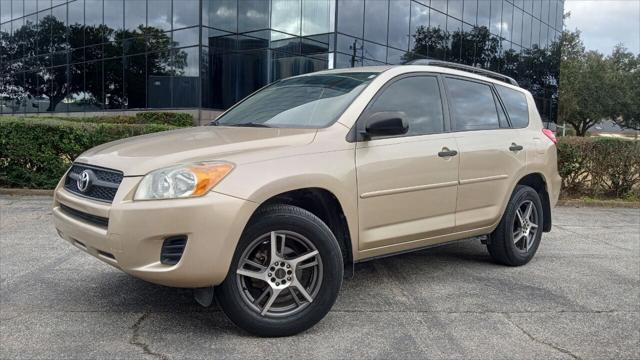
[134,162,234,200]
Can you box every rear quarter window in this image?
[496,85,530,128]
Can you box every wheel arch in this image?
[514,172,552,232]
[249,187,356,278]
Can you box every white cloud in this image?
[564,0,640,55]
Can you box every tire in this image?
[216,204,343,337]
[487,185,544,266]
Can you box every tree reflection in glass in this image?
[403,24,561,123]
[0,15,187,112]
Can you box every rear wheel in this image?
[487,185,544,266]
[216,204,343,337]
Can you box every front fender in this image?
[214,149,359,256]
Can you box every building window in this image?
[0,0,563,122]
[337,0,364,38]
[363,0,388,45]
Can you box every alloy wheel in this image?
[512,200,539,252]
[235,231,323,317]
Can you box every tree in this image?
[617,69,640,130]
[558,30,616,136]
[607,45,640,130]
[558,30,639,135]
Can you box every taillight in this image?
[542,129,557,144]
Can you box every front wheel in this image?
[487,185,544,266]
[216,204,343,337]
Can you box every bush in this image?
[0,117,176,189]
[84,115,140,124]
[2,115,639,197]
[35,112,195,127]
[134,112,194,127]
[557,137,640,198]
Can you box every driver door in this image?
[355,75,459,252]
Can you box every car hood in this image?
[76,126,318,176]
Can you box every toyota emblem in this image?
[77,170,93,193]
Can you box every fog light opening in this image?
[97,250,116,261]
[161,236,188,265]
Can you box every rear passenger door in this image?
[444,77,526,232]
[355,75,459,251]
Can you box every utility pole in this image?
[350,39,362,68]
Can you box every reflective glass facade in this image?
[1,0,563,122]
[333,0,564,122]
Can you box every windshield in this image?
[213,72,378,128]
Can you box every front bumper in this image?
[53,177,258,288]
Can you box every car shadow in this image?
[47,237,495,337]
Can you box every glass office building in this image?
[1,0,564,122]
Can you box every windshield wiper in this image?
[227,122,272,128]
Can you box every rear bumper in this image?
[53,177,258,288]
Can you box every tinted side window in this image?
[446,78,500,131]
[496,85,530,128]
[366,76,444,136]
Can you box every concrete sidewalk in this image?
[1,195,638,359]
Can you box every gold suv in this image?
[53,61,561,337]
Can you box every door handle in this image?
[438,148,458,157]
[509,143,524,152]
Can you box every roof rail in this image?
[404,59,519,86]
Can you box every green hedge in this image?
[23,111,195,127]
[557,137,640,198]
[133,112,194,127]
[0,117,177,189]
[2,116,639,198]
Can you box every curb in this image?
[557,199,640,209]
[0,188,54,196]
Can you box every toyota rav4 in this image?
[53,61,561,337]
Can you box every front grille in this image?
[161,236,188,265]
[64,163,123,203]
[60,204,109,228]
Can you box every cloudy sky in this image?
[564,0,640,55]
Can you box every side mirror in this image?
[362,111,408,139]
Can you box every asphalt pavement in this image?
[1,195,638,359]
